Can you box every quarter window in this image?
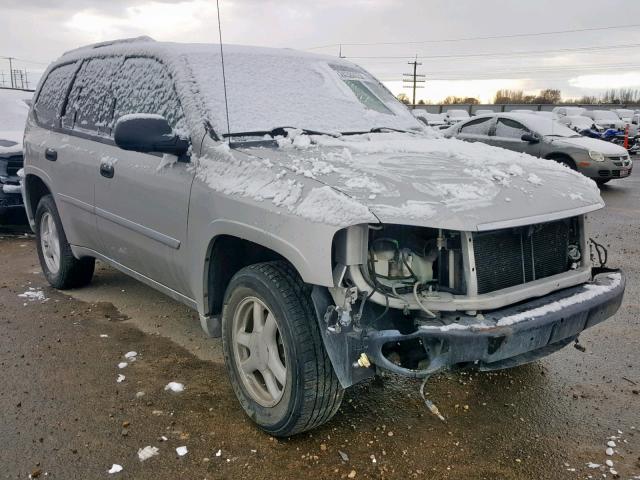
[459,117,492,136]
[34,63,77,128]
[112,57,186,134]
[62,57,122,134]
[495,118,530,139]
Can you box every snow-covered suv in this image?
[22,37,625,436]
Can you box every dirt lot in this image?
[1,176,639,480]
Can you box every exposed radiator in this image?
[473,219,573,295]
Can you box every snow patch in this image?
[137,446,159,461]
[176,446,188,456]
[372,200,437,221]
[18,288,47,302]
[496,273,621,327]
[108,464,123,474]
[294,186,375,226]
[116,374,126,383]
[165,382,185,393]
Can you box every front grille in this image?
[6,156,23,177]
[598,170,611,177]
[473,219,574,294]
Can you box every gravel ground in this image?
[0,175,638,479]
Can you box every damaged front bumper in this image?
[313,269,625,388]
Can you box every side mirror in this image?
[521,133,539,143]
[114,114,189,157]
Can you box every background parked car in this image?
[444,109,470,124]
[0,89,30,224]
[474,109,495,116]
[585,110,625,130]
[552,106,586,118]
[411,110,447,128]
[558,115,602,133]
[445,112,632,185]
[630,113,640,137]
[612,108,635,124]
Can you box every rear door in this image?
[488,117,542,157]
[28,60,107,251]
[93,57,195,295]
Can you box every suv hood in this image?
[0,131,23,157]
[238,132,604,231]
[547,135,628,155]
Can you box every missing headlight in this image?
[367,225,465,298]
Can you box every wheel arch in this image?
[203,234,304,320]
[544,152,577,169]
[24,173,53,229]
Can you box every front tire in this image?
[35,194,95,289]
[221,261,343,437]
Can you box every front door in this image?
[488,117,542,157]
[94,57,195,295]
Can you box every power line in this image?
[344,42,640,61]
[306,23,640,50]
[0,55,48,66]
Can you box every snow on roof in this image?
[51,38,421,137]
[495,112,579,137]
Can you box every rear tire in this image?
[35,194,95,289]
[221,261,343,437]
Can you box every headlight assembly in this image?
[588,150,605,162]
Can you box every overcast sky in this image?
[2,0,640,102]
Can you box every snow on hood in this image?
[0,131,24,156]
[236,131,604,230]
[547,136,629,156]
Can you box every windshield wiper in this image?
[223,126,337,139]
[342,126,415,135]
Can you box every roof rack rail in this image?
[63,36,156,56]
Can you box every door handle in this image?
[44,148,57,161]
[100,162,115,179]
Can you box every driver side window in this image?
[494,118,530,139]
[459,117,492,136]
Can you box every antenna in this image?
[216,0,231,142]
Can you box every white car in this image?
[612,108,635,124]
[584,110,625,130]
[552,106,586,118]
[444,109,470,124]
[474,109,496,116]
[411,110,447,127]
[558,115,600,132]
[629,113,640,136]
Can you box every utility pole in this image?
[402,56,424,106]
[8,57,15,88]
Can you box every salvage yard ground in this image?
[1,175,639,479]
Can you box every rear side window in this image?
[112,57,186,134]
[34,63,77,128]
[459,117,492,136]
[494,118,530,139]
[62,57,122,135]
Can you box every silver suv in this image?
[22,38,625,436]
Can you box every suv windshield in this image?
[185,47,421,136]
